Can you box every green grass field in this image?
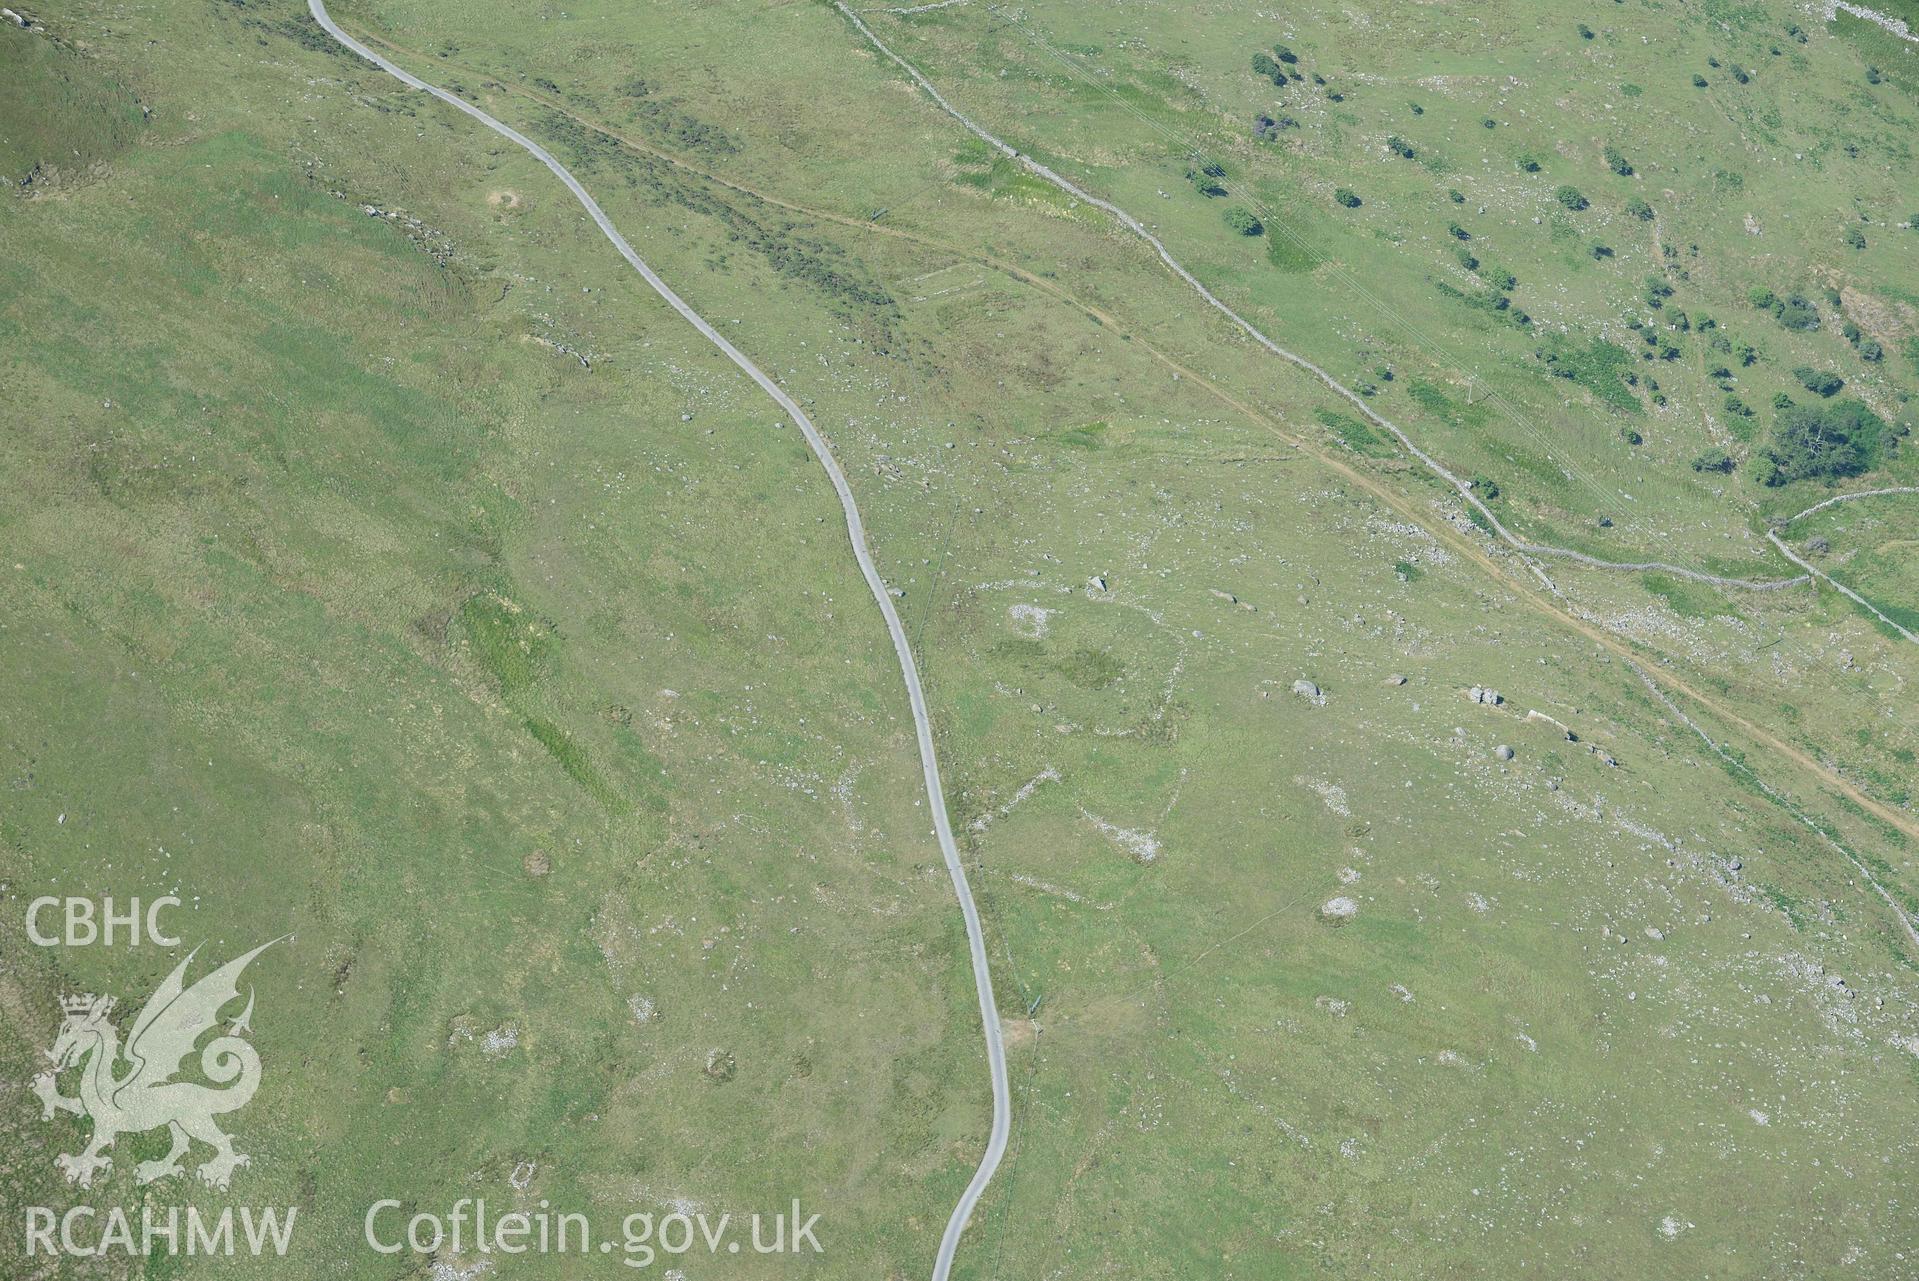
[4,1,1918,1277]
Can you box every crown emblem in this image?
[61,994,112,1017]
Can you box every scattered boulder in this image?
[1292,679,1323,702]
[1386,673,1408,686]
[1525,709,1576,740]
[1494,744,1515,761]
[1468,686,1503,705]
[1320,896,1359,923]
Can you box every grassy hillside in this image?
[3,2,1917,1278]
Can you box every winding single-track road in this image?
[302,3,1010,1275]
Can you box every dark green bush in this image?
[1763,400,1886,485]
[1776,294,1819,331]
[1794,367,1844,397]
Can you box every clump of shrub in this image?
[1224,206,1264,236]
[1760,400,1887,485]
[1625,197,1654,221]
[1334,187,1361,208]
[1793,367,1844,397]
[1516,154,1541,173]
[1603,146,1633,176]
[1556,185,1589,211]
[1777,294,1819,331]
[1692,449,1736,473]
[1751,288,1819,331]
[1386,135,1416,159]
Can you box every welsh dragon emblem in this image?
[33,940,281,1190]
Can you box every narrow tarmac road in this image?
[303,4,1011,1276]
